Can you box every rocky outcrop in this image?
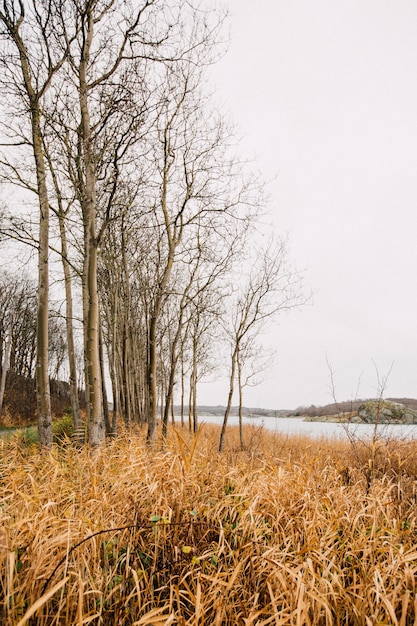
[357,400,417,424]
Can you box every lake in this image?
[193,414,417,440]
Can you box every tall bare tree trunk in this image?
[180,357,185,427]
[188,370,194,433]
[0,326,12,417]
[99,316,111,435]
[147,313,159,442]
[122,322,131,426]
[57,211,81,430]
[162,314,184,438]
[0,0,64,447]
[237,346,244,450]
[191,338,198,433]
[78,13,105,447]
[85,241,105,445]
[147,256,174,442]
[31,94,52,447]
[219,346,237,453]
[109,310,119,434]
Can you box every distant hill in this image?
[178,398,417,419]
[289,398,417,418]
[174,405,289,418]
[176,399,417,419]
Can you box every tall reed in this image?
[1,423,417,624]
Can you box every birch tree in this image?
[142,52,257,441]
[160,225,233,438]
[49,0,224,444]
[0,0,70,445]
[219,239,304,452]
[37,0,171,444]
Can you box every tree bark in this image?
[0,4,64,446]
[147,312,159,443]
[146,247,175,442]
[191,337,198,433]
[57,210,81,430]
[78,10,105,446]
[25,72,52,447]
[219,345,238,453]
[0,327,12,417]
[162,311,184,438]
[99,316,111,435]
[237,345,244,450]
[180,357,185,427]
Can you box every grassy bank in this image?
[1,423,417,624]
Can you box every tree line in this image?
[0,0,303,450]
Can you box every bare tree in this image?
[159,222,234,438]
[47,0,224,445]
[142,52,257,442]
[0,0,71,445]
[219,239,304,452]
[1,1,298,454]
[12,0,175,444]
[42,139,82,430]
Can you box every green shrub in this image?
[52,413,74,442]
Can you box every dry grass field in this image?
[1,422,417,625]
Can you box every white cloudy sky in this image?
[198,0,417,409]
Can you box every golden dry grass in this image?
[1,422,417,625]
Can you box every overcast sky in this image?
[197,0,417,410]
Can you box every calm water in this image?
[194,414,417,440]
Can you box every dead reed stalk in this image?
[1,424,417,624]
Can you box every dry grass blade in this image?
[1,423,417,624]
[15,577,69,626]
[0,526,8,560]
[131,606,176,625]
